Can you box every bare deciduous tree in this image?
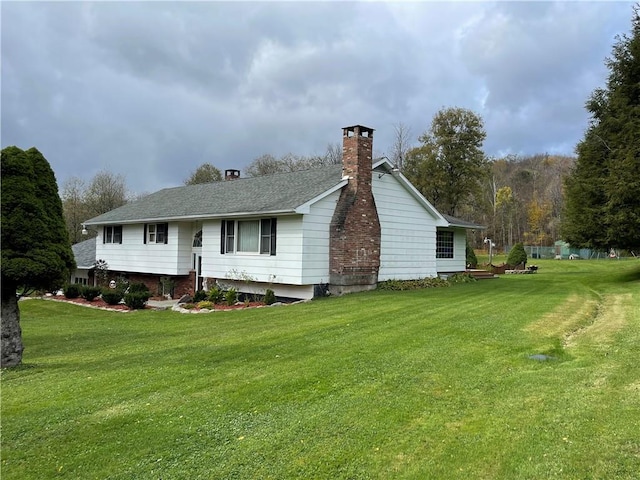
[84,171,128,218]
[61,177,89,244]
[391,122,413,172]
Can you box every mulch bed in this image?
[49,295,133,311]
[45,295,267,312]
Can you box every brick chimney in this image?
[225,169,240,181]
[329,125,381,294]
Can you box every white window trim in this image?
[436,230,454,259]
[221,218,276,255]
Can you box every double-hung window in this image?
[436,230,454,259]
[103,225,123,244]
[221,218,276,255]
[144,223,169,244]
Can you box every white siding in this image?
[214,278,315,301]
[201,216,307,285]
[70,268,90,285]
[300,190,339,284]
[373,174,439,280]
[436,228,468,273]
[94,223,192,275]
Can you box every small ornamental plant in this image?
[63,284,82,299]
[128,282,150,294]
[193,290,207,302]
[124,291,150,310]
[208,286,223,304]
[466,240,478,268]
[225,288,238,306]
[264,289,276,305]
[81,286,102,302]
[101,289,123,305]
[196,301,214,310]
[507,243,528,269]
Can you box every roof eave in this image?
[295,179,348,214]
[83,209,301,226]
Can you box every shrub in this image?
[63,284,82,299]
[466,240,478,268]
[196,301,214,310]
[124,291,150,310]
[115,276,129,293]
[101,289,123,305]
[128,282,149,294]
[264,289,276,305]
[448,273,477,284]
[208,286,223,304]
[225,288,238,306]
[81,286,102,301]
[507,242,528,268]
[193,289,207,302]
[377,277,449,291]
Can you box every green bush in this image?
[225,288,238,306]
[193,290,207,302]
[377,277,449,291]
[63,284,82,299]
[101,289,123,305]
[115,276,129,293]
[81,286,102,301]
[128,282,149,294]
[208,286,223,304]
[264,289,276,305]
[196,301,214,310]
[466,240,478,268]
[124,292,150,310]
[448,273,477,284]
[507,242,528,268]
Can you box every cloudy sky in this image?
[2,1,634,194]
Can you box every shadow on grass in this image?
[525,339,574,365]
[613,264,640,284]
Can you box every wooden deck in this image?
[465,269,498,280]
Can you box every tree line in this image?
[58,5,638,254]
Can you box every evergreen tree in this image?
[404,107,487,216]
[506,242,528,268]
[1,146,75,367]
[563,5,640,250]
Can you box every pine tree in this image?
[563,5,640,250]
[1,146,76,367]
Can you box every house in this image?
[70,238,97,286]
[81,125,482,300]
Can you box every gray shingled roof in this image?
[442,214,485,230]
[85,165,343,225]
[72,238,97,268]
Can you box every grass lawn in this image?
[2,259,639,479]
